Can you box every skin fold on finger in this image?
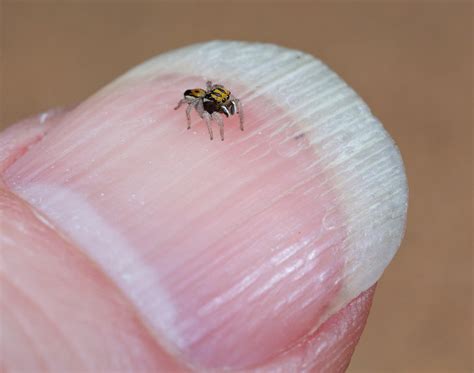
[1,41,407,370]
[0,182,185,372]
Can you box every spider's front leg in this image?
[212,112,225,141]
[203,112,214,141]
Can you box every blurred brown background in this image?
[1,1,472,372]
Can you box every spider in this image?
[174,81,244,141]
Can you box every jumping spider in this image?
[174,81,244,141]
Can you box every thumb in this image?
[2,41,407,370]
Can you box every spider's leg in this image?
[195,99,205,118]
[185,102,194,129]
[203,112,214,141]
[234,98,244,131]
[212,112,225,141]
[174,98,187,110]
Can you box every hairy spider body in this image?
[174,81,244,141]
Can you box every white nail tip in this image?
[122,40,408,304]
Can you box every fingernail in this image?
[3,41,407,369]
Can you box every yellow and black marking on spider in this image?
[174,81,244,141]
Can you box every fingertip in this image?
[2,41,407,370]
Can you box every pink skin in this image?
[1,75,376,371]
